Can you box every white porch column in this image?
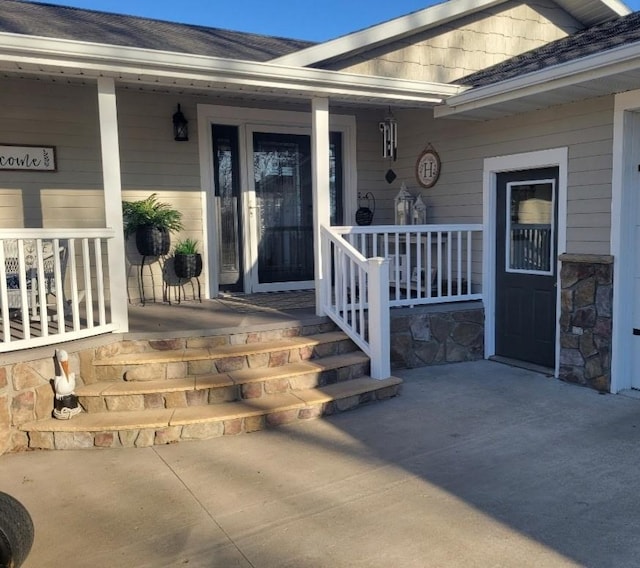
[97,77,128,333]
[311,96,330,316]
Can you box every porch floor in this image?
[127,290,320,336]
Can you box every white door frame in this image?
[483,148,568,376]
[611,90,640,392]
[197,103,357,297]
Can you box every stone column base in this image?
[559,254,613,392]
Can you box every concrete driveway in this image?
[2,360,640,568]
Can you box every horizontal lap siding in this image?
[0,78,103,228]
[355,95,614,256]
[0,79,210,301]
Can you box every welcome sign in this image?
[0,145,56,171]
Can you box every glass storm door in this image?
[248,131,314,292]
[495,168,559,368]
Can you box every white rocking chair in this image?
[3,239,68,321]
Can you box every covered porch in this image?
[0,223,485,373]
[0,34,482,375]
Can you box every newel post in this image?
[367,256,391,379]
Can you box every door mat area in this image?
[216,291,316,313]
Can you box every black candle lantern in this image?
[172,104,188,142]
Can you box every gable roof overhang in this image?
[0,32,465,108]
[434,39,640,120]
[270,0,631,68]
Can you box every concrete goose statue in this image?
[53,349,82,419]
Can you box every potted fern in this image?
[173,238,202,279]
[122,193,183,256]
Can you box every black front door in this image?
[495,168,558,368]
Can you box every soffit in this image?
[0,34,465,109]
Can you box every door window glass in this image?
[506,180,555,274]
[212,124,243,291]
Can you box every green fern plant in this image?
[122,193,183,238]
[173,238,199,255]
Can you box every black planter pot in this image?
[136,226,170,256]
[174,253,202,279]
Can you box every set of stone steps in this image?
[21,323,402,450]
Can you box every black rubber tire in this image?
[0,492,34,568]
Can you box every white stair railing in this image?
[320,226,390,379]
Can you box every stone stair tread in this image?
[295,376,403,404]
[226,352,369,384]
[23,408,173,433]
[76,375,233,397]
[93,331,348,366]
[170,394,304,425]
[76,352,369,398]
[21,376,402,434]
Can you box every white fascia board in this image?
[0,32,464,104]
[271,0,505,67]
[434,40,640,118]
[599,0,632,16]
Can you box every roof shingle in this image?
[0,0,315,62]
[459,11,640,88]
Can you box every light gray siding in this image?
[354,95,614,256]
[0,78,103,228]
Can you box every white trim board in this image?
[0,32,462,107]
[482,148,568,376]
[610,88,640,393]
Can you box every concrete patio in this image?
[2,360,640,567]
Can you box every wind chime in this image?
[379,108,398,183]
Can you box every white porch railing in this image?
[334,224,483,307]
[0,228,119,353]
[320,224,483,379]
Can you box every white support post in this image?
[97,77,128,333]
[367,257,391,379]
[312,96,330,316]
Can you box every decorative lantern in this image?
[172,104,189,142]
[412,194,428,225]
[394,183,414,226]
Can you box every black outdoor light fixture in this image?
[172,104,189,141]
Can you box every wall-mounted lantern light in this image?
[379,109,397,161]
[172,104,189,142]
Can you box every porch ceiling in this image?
[0,33,465,109]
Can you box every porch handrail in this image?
[0,228,119,353]
[332,224,483,308]
[320,225,390,379]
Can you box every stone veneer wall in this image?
[559,254,613,392]
[0,321,345,456]
[390,302,484,369]
[0,347,94,456]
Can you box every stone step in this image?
[77,353,371,412]
[91,331,356,382]
[21,377,403,450]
